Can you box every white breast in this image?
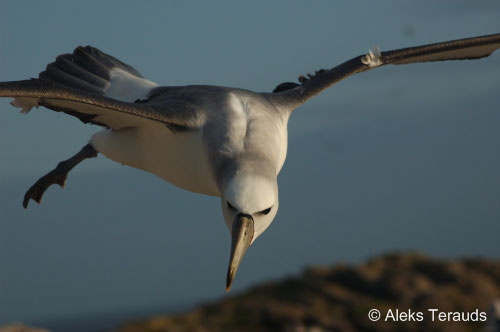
[91,126,219,196]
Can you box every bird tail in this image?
[39,46,158,103]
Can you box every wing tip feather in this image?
[10,97,39,114]
[361,46,383,67]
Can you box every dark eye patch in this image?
[227,201,237,211]
[259,207,272,215]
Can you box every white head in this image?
[220,173,279,290]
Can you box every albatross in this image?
[1,33,499,290]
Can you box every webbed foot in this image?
[23,143,98,208]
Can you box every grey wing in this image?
[1,45,205,130]
[272,33,500,108]
[0,79,205,130]
[39,45,146,96]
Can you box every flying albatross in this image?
[1,33,499,290]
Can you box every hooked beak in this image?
[226,213,254,291]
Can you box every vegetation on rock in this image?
[110,252,500,332]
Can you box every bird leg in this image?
[23,143,98,208]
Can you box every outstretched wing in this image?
[272,33,500,108]
[0,79,205,130]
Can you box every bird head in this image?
[220,173,278,291]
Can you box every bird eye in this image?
[259,207,272,215]
[227,201,237,211]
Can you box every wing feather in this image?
[0,79,205,130]
[272,33,500,108]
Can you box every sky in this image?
[1,1,500,330]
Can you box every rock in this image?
[92,253,500,331]
[110,252,500,332]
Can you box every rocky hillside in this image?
[109,252,500,332]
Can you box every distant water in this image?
[1,2,500,327]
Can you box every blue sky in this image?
[1,0,500,329]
